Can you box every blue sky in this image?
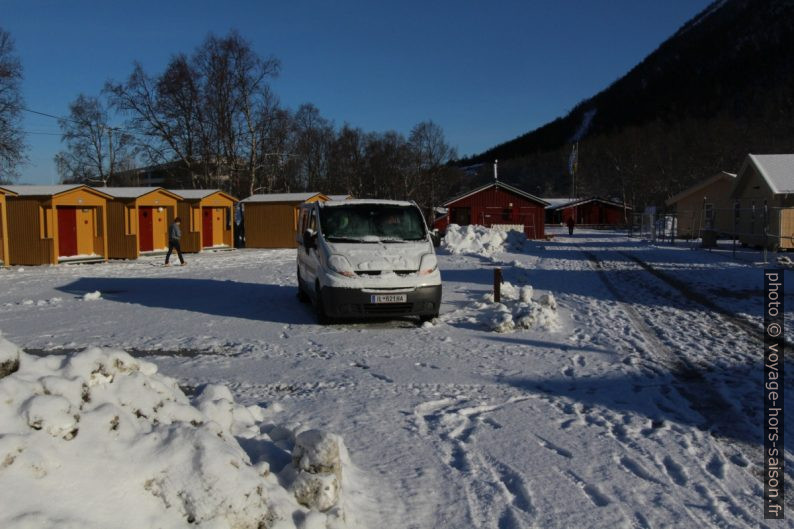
[6,0,712,184]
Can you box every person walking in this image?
[165,217,186,266]
[566,216,576,236]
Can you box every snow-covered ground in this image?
[0,228,792,528]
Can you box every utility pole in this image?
[493,159,498,183]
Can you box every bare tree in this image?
[54,94,134,185]
[0,28,25,182]
[107,32,281,195]
[409,120,457,221]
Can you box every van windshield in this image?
[319,204,427,242]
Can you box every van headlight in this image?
[418,253,438,275]
[328,255,355,277]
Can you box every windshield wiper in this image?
[325,236,377,243]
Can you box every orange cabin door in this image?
[212,208,224,246]
[57,207,78,257]
[202,208,213,247]
[138,207,154,252]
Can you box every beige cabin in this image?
[731,154,794,250]
[101,187,181,259]
[170,189,237,252]
[2,185,110,265]
[665,171,737,237]
[242,192,328,248]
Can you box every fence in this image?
[628,206,794,258]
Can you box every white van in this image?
[296,199,442,323]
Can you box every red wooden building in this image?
[545,197,631,226]
[434,181,548,239]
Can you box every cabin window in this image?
[125,206,137,235]
[451,207,470,225]
[704,203,714,228]
[502,207,512,221]
[39,207,53,239]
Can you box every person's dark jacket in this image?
[169,222,181,242]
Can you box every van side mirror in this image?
[430,230,441,248]
[303,229,317,249]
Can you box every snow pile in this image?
[477,282,559,332]
[82,290,102,301]
[0,337,358,529]
[442,224,526,256]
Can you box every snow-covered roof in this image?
[746,154,794,194]
[1,184,85,196]
[665,171,736,206]
[241,192,325,204]
[0,186,18,196]
[545,196,632,210]
[327,194,353,201]
[320,199,415,208]
[99,187,181,199]
[169,189,237,201]
[443,181,549,207]
[543,198,577,209]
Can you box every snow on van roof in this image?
[320,199,415,207]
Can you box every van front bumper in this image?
[320,284,442,319]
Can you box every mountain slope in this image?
[464,0,794,205]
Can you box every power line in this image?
[21,106,128,133]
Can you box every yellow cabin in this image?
[101,187,181,259]
[665,171,737,238]
[0,187,18,266]
[242,192,328,248]
[170,189,237,252]
[2,184,110,265]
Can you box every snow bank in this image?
[442,224,526,256]
[476,282,559,332]
[82,290,102,301]
[0,337,359,529]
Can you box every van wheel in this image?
[419,313,439,325]
[315,284,331,325]
[297,269,310,303]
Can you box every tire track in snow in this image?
[580,247,783,526]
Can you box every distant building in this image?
[545,197,632,227]
[435,181,548,239]
[664,171,736,238]
[730,154,794,249]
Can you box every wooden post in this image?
[494,267,502,303]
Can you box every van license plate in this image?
[370,294,407,304]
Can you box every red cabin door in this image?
[57,207,78,257]
[202,208,213,248]
[138,207,154,252]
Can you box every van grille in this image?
[356,270,416,276]
[363,303,414,315]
